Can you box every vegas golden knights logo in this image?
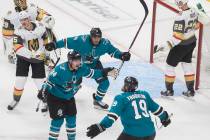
[28,39,39,51]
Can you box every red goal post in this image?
[150,0,204,90]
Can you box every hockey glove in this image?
[154,45,165,54]
[103,67,118,78]
[161,111,171,127]
[42,16,55,29]
[87,124,106,139]
[85,55,94,64]
[121,52,131,61]
[37,88,48,103]
[167,41,174,49]
[45,42,56,51]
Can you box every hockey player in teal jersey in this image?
[54,28,131,110]
[87,77,171,140]
[37,51,117,140]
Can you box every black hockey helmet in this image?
[122,76,138,92]
[14,0,27,10]
[90,27,102,38]
[67,51,81,64]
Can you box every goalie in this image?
[155,0,200,97]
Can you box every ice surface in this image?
[0,0,210,140]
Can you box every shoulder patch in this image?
[81,35,88,42]
[60,64,66,71]
[112,101,118,107]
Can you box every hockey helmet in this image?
[67,51,82,64]
[14,0,27,10]
[122,76,138,92]
[19,11,29,20]
[90,27,102,38]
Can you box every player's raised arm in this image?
[105,39,131,62]
[35,6,55,29]
[56,35,86,50]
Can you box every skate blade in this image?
[182,95,195,102]
[161,95,175,101]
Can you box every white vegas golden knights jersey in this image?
[172,7,200,45]
[2,3,52,57]
[13,21,49,62]
[2,3,48,38]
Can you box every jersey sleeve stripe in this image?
[153,106,164,116]
[14,45,23,52]
[107,112,118,121]
[86,69,94,78]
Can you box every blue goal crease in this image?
[83,60,186,98]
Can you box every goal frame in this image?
[150,0,204,90]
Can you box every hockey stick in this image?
[115,0,149,79]
[155,113,173,130]
[36,51,60,112]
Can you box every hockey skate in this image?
[93,93,109,111]
[7,100,19,110]
[182,90,195,101]
[161,90,174,96]
[182,90,195,97]
[161,90,175,100]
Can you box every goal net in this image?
[150,0,210,90]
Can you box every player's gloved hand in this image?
[121,52,131,61]
[161,111,171,127]
[167,41,174,49]
[45,59,55,72]
[37,87,48,103]
[36,53,46,60]
[154,45,165,54]
[87,124,106,139]
[103,67,118,78]
[85,55,94,64]
[45,42,56,51]
[42,16,55,29]
[32,51,46,61]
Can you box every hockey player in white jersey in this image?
[2,0,55,64]
[155,0,200,97]
[7,11,55,110]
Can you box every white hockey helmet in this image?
[175,0,188,5]
[19,11,29,20]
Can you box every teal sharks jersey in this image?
[100,90,167,137]
[46,62,104,100]
[56,35,122,67]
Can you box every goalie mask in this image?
[14,0,27,11]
